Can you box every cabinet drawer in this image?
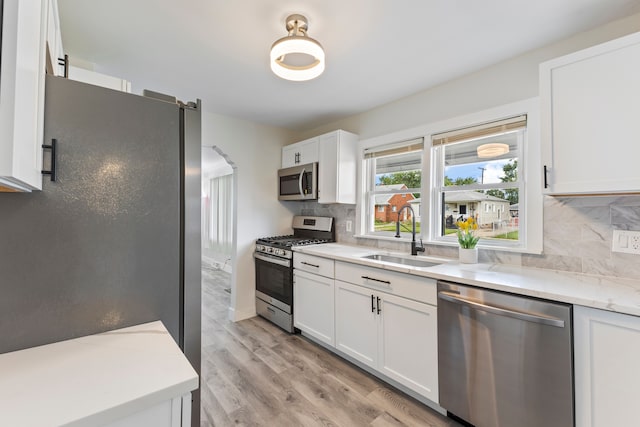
[335,261,436,305]
[294,253,335,278]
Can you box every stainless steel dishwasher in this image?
[437,281,574,427]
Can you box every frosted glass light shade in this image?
[270,36,325,81]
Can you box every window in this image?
[203,173,234,255]
[363,139,423,239]
[377,206,385,213]
[358,98,541,253]
[431,115,526,248]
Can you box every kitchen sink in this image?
[362,254,441,268]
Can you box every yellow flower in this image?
[456,217,477,231]
[456,216,479,249]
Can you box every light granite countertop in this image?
[294,243,640,317]
[0,321,198,427]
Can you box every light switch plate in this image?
[612,230,640,254]
[346,220,352,232]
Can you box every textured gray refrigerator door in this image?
[0,76,184,352]
[182,102,202,427]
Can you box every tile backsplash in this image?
[298,195,640,280]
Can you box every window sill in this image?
[354,234,542,255]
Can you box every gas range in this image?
[255,235,333,259]
[255,216,335,259]
[254,215,334,333]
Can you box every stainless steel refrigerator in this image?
[0,75,202,425]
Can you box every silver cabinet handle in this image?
[301,261,319,268]
[438,291,565,328]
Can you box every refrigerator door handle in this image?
[41,139,58,182]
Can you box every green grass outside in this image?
[375,223,518,240]
[491,231,519,240]
[375,221,421,233]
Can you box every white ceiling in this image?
[58,0,640,131]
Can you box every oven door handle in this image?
[254,252,291,268]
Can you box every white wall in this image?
[291,12,640,279]
[294,12,640,141]
[201,111,296,320]
[201,12,640,322]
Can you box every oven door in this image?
[254,252,293,313]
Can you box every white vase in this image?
[459,247,478,264]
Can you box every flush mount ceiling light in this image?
[270,14,325,82]
[477,143,509,158]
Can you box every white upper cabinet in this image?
[281,137,319,168]
[45,0,65,76]
[67,66,132,93]
[0,0,48,192]
[540,32,640,194]
[282,130,358,204]
[318,130,358,204]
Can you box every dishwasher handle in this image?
[438,291,565,328]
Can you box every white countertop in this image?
[294,243,640,317]
[0,321,199,427]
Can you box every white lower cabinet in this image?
[574,305,640,426]
[294,255,439,404]
[293,269,335,346]
[335,279,439,403]
[379,292,438,402]
[335,280,378,367]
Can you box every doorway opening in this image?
[201,146,235,275]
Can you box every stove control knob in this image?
[266,247,273,253]
[276,249,285,256]
[256,245,263,252]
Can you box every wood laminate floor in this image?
[200,266,460,427]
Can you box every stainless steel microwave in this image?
[278,163,317,201]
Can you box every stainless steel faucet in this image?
[395,204,425,256]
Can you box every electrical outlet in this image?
[346,220,353,233]
[612,230,640,254]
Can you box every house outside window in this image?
[430,115,526,248]
[363,139,423,239]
